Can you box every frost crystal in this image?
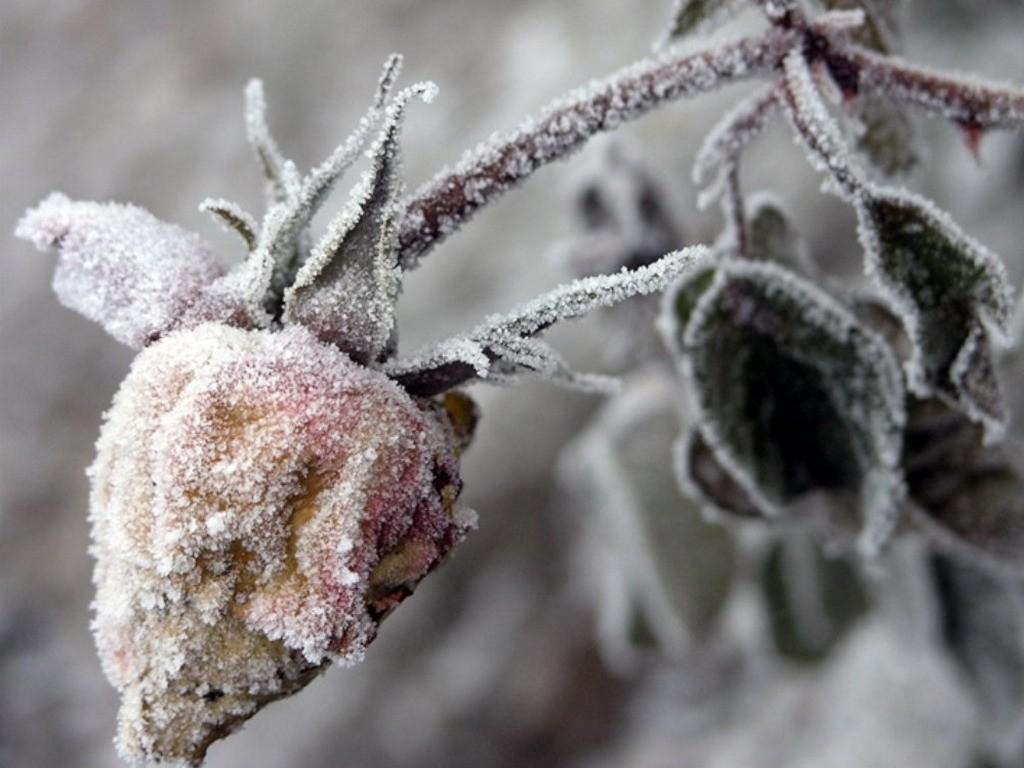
[89,323,470,765]
[15,193,224,348]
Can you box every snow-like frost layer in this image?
[88,323,470,765]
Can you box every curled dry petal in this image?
[15,193,225,348]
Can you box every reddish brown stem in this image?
[396,29,796,270]
[829,45,1024,131]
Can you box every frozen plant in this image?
[14,0,1024,765]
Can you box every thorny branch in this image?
[397,5,1024,272]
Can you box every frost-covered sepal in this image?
[15,193,225,348]
[856,186,1012,440]
[675,260,906,554]
[284,83,435,362]
[387,247,705,396]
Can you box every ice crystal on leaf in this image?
[666,260,906,554]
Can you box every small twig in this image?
[779,50,865,199]
[827,44,1024,131]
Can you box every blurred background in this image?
[4,1,1024,766]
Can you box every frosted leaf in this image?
[15,192,224,348]
[88,323,470,765]
[856,186,1012,440]
[760,528,868,663]
[199,197,258,251]
[679,260,906,555]
[932,554,1024,765]
[397,30,795,270]
[692,85,779,211]
[388,247,705,396]
[557,371,734,672]
[659,0,745,45]
[904,398,1024,578]
[485,336,620,393]
[745,192,815,274]
[284,83,435,362]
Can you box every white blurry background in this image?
[3,1,1024,766]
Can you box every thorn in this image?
[957,120,986,163]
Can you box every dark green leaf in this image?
[858,187,1011,438]
[681,260,906,553]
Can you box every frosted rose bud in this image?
[89,323,473,765]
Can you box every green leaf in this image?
[857,187,1011,439]
[681,260,906,553]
